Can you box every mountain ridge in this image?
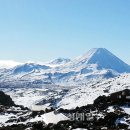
[0,48,130,86]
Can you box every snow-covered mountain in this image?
[63,48,130,73]
[48,58,71,65]
[0,48,130,87]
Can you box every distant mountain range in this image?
[0,48,130,87]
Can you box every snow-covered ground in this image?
[58,73,130,109]
[73,128,87,130]
[39,111,69,124]
[1,73,130,110]
[27,111,70,124]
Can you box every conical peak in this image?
[71,48,130,73]
[76,48,109,62]
[87,48,109,54]
[90,48,106,51]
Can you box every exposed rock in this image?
[0,91,15,106]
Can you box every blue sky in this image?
[0,0,130,64]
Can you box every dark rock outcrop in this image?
[0,91,15,106]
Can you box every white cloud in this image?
[0,60,22,69]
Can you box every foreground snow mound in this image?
[41,111,69,124]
